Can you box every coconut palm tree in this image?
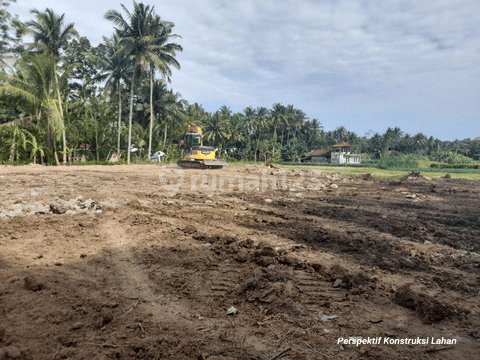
[219,105,232,118]
[270,103,285,144]
[146,17,182,159]
[288,108,307,143]
[400,134,412,152]
[369,133,385,157]
[412,133,427,154]
[203,111,230,147]
[242,106,256,135]
[94,33,132,153]
[26,9,78,57]
[253,107,269,161]
[184,102,208,127]
[0,52,69,165]
[137,79,186,145]
[391,127,403,151]
[278,105,290,146]
[332,126,348,144]
[26,8,79,163]
[104,2,182,163]
[299,119,322,150]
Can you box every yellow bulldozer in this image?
[178,123,227,169]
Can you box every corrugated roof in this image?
[307,149,332,156]
[330,141,353,147]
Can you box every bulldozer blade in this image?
[177,159,227,169]
[202,159,227,166]
[177,160,204,169]
[202,159,227,167]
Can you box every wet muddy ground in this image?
[0,164,479,359]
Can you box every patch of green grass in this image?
[0,160,33,166]
[276,165,480,180]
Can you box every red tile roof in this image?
[307,149,332,156]
[330,141,353,147]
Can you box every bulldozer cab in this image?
[184,133,202,154]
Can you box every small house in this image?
[301,141,361,164]
[330,141,361,164]
[300,149,332,163]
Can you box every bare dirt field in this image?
[0,164,479,360]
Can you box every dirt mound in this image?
[402,171,423,180]
[394,285,455,323]
[24,275,46,291]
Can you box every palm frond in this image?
[47,99,64,141]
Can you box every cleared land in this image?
[0,164,479,359]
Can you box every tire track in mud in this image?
[294,271,345,303]
[99,220,196,327]
[200,264,245,298]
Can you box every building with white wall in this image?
[330,141,361,164]
[301,141,361,164]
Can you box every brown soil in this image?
[0,164,479,360]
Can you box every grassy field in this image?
[276,164,480,180]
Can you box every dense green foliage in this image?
[376,154,419,169]
[281,161,374,168]
[430,163,479,169]
[0,2,479,166]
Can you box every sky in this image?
[8,0,480,141]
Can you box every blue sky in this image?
[9,0,480,141]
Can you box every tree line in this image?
[0,0,479,164]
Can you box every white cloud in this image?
[8,0,480,140]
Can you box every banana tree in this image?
[7,125,28,161]
[26,134,45,164]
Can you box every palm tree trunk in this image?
[95,120,99,161]
[62,131,67,162]
[164,122,168,144]
[255,131,262,162]
[117,79,122,153]
[54,64,67,163]
[127,69,136,164]
[49,107,60,167]
[148,67,154,160]
[9,143,15,162]
[54,145,60,166]
[47,116,52,149]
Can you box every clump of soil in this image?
[394,285,455,323]
[24,275,46,291]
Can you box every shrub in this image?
[430,163,479,169]
[377,154,419,169]
[280,161,373,167]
